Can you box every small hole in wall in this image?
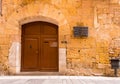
[58,12,61,15]
[61,41,67,44]
[0,14,3,17]
[16,11,19,13]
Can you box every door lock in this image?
[35,50,39,54]
[44,41,49,43]
[30,45,32,48]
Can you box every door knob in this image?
[35,50,39,54]
[44,41,49,43]
[29,45,32,48]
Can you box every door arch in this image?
[21,21,58,72]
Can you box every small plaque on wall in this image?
[73,26,88,37]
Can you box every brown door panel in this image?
[40,21,58,35]
[22,37,39,71]
[40,37,58,71]
[23,22,41,35]
[21,21,58,72]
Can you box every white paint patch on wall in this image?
[9,42,21,73]
[59,48,66,73]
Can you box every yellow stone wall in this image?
[0,0,120,76]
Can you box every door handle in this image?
[35,50,39,54]
[44,41,49,43]
[29,45,32,48]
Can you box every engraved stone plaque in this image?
[73,26,88,37]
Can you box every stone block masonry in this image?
[0,0,120,76]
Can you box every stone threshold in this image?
[0,76,120,79]
[15,72,62,76]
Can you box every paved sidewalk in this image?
[0,76,120,84]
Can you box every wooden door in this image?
[21,21,58,72]
[40,36,58,71]
[22,37,39,71]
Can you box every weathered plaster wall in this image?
[0,0,120,76]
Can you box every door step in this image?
[15,72,62,76]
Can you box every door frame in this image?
[21,21,59,72]
[9,21,67,74]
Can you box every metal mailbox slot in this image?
[110,59,120,76]
[111,59,120,69]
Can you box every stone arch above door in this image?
[19,16,59,26]
[7,3,70,74]
[6,3,70,28]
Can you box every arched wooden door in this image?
[21,21,58,72]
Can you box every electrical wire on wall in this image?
[64,35,68,55]
[0,0,2,16]
[62,34,70,69]
[61,34,69,69]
